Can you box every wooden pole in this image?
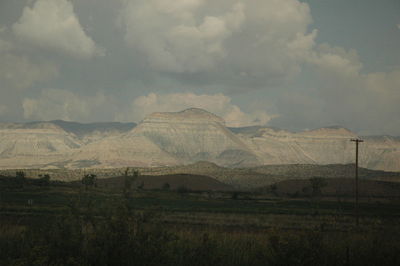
[350,138,363,227]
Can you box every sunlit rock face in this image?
[69,134,178,168]
[237,126,400,171]
[0,123,81,168]
[241,127,357,165]
[0,109,399,171]
[361,136,400,172]
[130,108,260,167]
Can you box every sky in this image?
[0,0,399,135]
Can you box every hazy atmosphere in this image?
[0,0,399,135]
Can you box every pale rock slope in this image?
[0,109,399,171]
[71,134,178,168]
[237,126,400,171]
[0,122,81,168]
[361,136,400,171]
[49,120,136,144]
[130,108,260,167]
[69,108,259,168]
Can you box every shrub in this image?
[82,174,97,190]
[38,174,51,187]
[15,171,26,188]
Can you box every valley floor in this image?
[1,178,400,265]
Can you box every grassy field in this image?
[1,175,400,265]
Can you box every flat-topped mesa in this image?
[298,126,357,138]
[257,126,357,139]
[142,108,225,125]
[129,108,257,166]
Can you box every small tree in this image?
[38,174,51,187]
[16,171,25,179]
[82,174,97,191]
[123,168,140,197]
[15,171,26,188]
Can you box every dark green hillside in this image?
[96,174,234,191]
[250,164,400,179]
[1,163,399,190]
[258,178,400,198]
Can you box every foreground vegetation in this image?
[1,175,400,265]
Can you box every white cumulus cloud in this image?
[272,40,400,135]
[118,0,317,87]
[120,0,244,72]
[23,89,110,121]
[13,0,104,59]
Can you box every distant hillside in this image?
[258,178,400,198]
[96,173,234,192]
[147,162,400,190]
[1,163,400,191]
[250,164,400,180]
[228,126,265,136]
[0,108,399,171]
[49,120,136,137]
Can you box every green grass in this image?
[2,182,400,229]
[2,179,400,265]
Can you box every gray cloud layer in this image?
[0,0,399,135]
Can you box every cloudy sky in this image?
[0,0,399,135]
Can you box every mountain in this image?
[71,133,178,168]
[0,122,80,169]
[0,121,136,169]
[131,108,260,167]
[361,135,400,171]
[240,126,357,165]
[72,108,259,168]
[42,120,136,144]
[0,108,399,171]
[236,126,400,171]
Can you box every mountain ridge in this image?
[0,108,399,171]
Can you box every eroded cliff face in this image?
[0,123,81,169]
[71,134,178,168]
[241,127,357,165]
[131,108,259,166]
[360,136,400,172]
[237,126,400,171]
[0,109,399,171]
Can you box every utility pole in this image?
[350,138,363,227]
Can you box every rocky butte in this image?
[0,108,399,171]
